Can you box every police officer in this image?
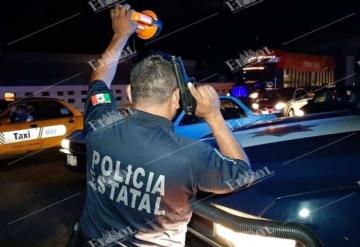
[77,4,251,247]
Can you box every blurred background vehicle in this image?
[283,87,317,117]
[0,98,83,159]
[300,86,360,116]
[249,88,297,116]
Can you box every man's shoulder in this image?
[87,108,136,134]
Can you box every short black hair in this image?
[130,54,177,105]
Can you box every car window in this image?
[220,99,246,120]
[179,114,205,126]
[295,89,308,99]
[42,100,73,120]
[334,89,350,104]
[179,98,246,126]
[260,89,295,101]
[313,91,330,103]
[3,101,41,124]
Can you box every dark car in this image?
[300,86,360,115]
[187,110,360,247]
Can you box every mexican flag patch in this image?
[91,93,111,106]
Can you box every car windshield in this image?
[314,87,360,105]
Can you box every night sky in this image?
[0,0,359,82]
[1,0,358,54]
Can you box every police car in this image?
[60,96,276,168]
[0,97,83,159]
[62,96,360,246]
[63,108,360,246]
[187,110,360,247]
[174,96,277,139]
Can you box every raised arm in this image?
[90,4,137,88]
[188,83,249,165]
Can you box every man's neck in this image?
[132,103,172,121]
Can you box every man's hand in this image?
[111,4,137,38]
[187,83,221,121]
[188,82,249,164]
[90,4,137,87]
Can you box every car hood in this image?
[202,112,360,222]
[204,135,360,219]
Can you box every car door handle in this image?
[29,123,37,128]
[68,118,74,123]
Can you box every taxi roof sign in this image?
[4,92,16,101]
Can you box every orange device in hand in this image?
[131,10,162,40]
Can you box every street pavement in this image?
[0,149,86,247]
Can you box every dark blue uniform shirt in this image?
[80,80,251,247]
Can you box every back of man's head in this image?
[130,54,177,105]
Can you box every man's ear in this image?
[172,88,180,109]
[126,84,133,104]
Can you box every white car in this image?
[283,88,314,117]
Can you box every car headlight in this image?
[214,223,296,247]
[249,92,259,99]
[275,102,286,110]
[61,139,70,149]
[294,109,304,117]
[252,103,259,110]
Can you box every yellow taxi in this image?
[0,97,83,159]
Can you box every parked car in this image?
[60,96,276,169]
[299,86,360,116]
[0,97,83,159]
[187,110,360,247]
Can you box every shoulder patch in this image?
[91,93,111,106]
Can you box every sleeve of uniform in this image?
[188,141,252,194]
[83,80,116,134]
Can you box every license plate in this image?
[67,154,77,167]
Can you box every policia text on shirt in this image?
[89,149,165,216]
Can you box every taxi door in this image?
[39,100,82,149]
[0,102,42,157]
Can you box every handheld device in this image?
[131,10,162,40]
[171,56,197,115]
